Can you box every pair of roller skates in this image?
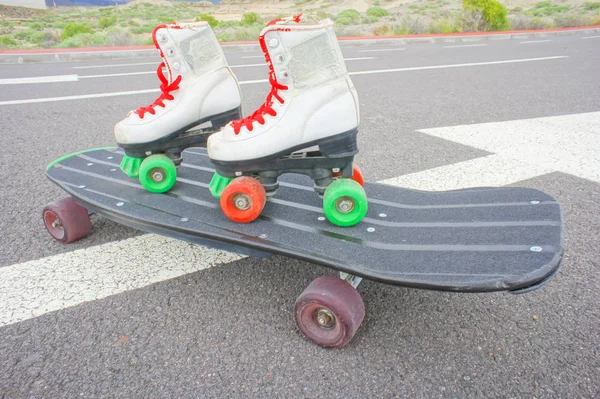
[115,15,367,227]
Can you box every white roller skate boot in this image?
[207,15,359,165]
[116,21,242,192]
[207,16,367,227]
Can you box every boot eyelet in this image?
[268,38,279,48]
[167,49,175,56]
[282,71,289,78]
[172,62,180,70]
[158,34,168,43]
[276,54,285,63]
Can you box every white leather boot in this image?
[207,16,360,165]
[115,21,242,147]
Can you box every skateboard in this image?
[44,147,564,348]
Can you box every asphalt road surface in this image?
[1,34,599,398]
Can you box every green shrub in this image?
[316,11,329,20]
[429,18,459,33]
[196,13,218,28]
[40,31,60,48]
[0,35,17,48]
[26,22,44,30]
[584,2,600,10]
[241,12,259,26]
[338,9,361,23]
[57,33,108,48]
[367,6,390,17]
[362,16,379,23]
[463,0,509,30]
[128,20,140,26]
[528,2,571,16]
[98,16,117,29]
[61,22,94,40]
[14,28,46,44]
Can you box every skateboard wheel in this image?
[220,176,267,223]
[332,163,365,187]
[42,197,91,243]
[351,163,365,187]
[323,179,368,227]
[139,154,177,193]
[294,276,365,348]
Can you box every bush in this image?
[429,18,459,33]
[98,16,117,29]
[338,9,361,23]
[463,0,509,30]
[0,35,17,48]
[57,33,108,48]
[107,27,136,46]
[584,2,600,10]
[241,12,259,26]
[528,2,571,16]
[196,13,218,28]
[373,24,392,35]
[61,22,94,40]
[367,7,390,17]
[40,31,60,48]
[15,28,46,44]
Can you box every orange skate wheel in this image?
[333,163,365,187]
[220,176,267,223]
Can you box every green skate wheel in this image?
[138,154,177,193]
[323,179,368,227]
[209,172,233,199]
[120,154,143,178]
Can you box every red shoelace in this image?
[231,71,288,134]
[135,62,182,118]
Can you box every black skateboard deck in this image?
[46,147,563,294]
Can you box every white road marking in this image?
[581,36,600,39]
[348,56,568,76]
[240,55,264,58]
[0,74,79,85]
[73,61,159,69]
[0,235,243,327]
[80,71,154,79]
[358,48,406,53]
[0,56,568,106]
[382,112,600,190]
[520,40,553,44]
[444,44,488,48]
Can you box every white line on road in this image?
[73,61,159,69]
[581,35,600,39]
[240,55,264,58]
[444,44,488,48]
[0,235,244,327]
[382,112,600,190]
[358,48,405,53]
[520,40,553,44]
[0,56,568,106]
[0,74,79,85]
[348,56,568,76]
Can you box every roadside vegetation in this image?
[0,0,599,49]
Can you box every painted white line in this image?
[239,78,268,85]
[0,235,243,327]
[581,35,600,39]
[444,44,488,48]
[240,55,264,59]
[386,111,600,190]
[520,40,553,44]
[348,56,568,76]
[358,48,405,53]
[0,74,79,85]
[0,89,160,105]
[73,61,159,69]
[80,71,154,79]
[344,57,376,61]
[381,154,552,190]
[0,56,568,105]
